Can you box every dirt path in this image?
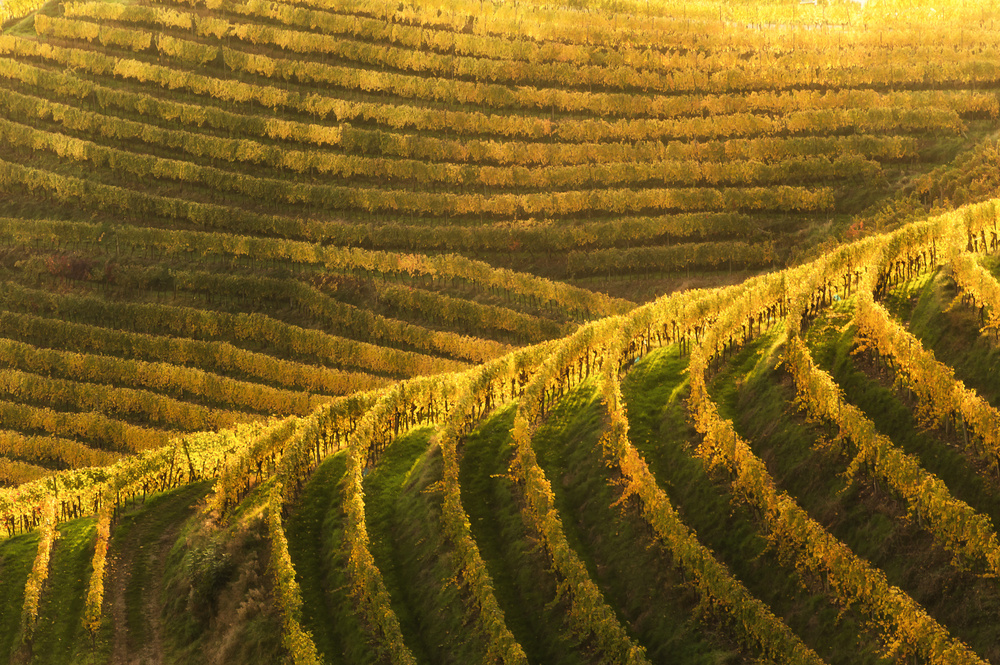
[136,519,183,665]
[107,542,131,665]
[106,487,206,665]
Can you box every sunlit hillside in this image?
[2,0,1000,480]
[3,0,1000,662]
[6,191,1000,664]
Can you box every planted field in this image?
[1,0,998,477]
[3,197,1000,662]
[4,0,1000,662]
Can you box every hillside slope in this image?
[4,198,1000,663]
[4,0,1000,662]
[3,0,1000,481]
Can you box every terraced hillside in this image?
[5,0,1000,662]
[3,0,1000,482]
[0,214,620,483]
[3,0,996,283]
[3,198,1000,664]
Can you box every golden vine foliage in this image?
[15,497,56,646]
[7,0,1000,660]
